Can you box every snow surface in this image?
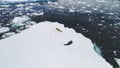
[0,21,112,68]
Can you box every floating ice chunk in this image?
[98,23,103,26]
[58,6,65,9]
[25,6,32,11]
[16,4,25,7]
[106,12,114,15]
[115,58,120,66]
[0,8,6,10]
[3,0,27,2]
[11,16,30,26]
[69,9,75,12]
[2,32,15,38]
[93,8,98,11]
[0,27,9,33]
[32,12,44,16]
[84,10,92,13]
[0,5,10,8]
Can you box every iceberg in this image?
[0,21,112,68]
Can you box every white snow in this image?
[0,21,112,68]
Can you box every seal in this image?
[64,40,73,46]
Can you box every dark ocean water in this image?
[0,1,120,68]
